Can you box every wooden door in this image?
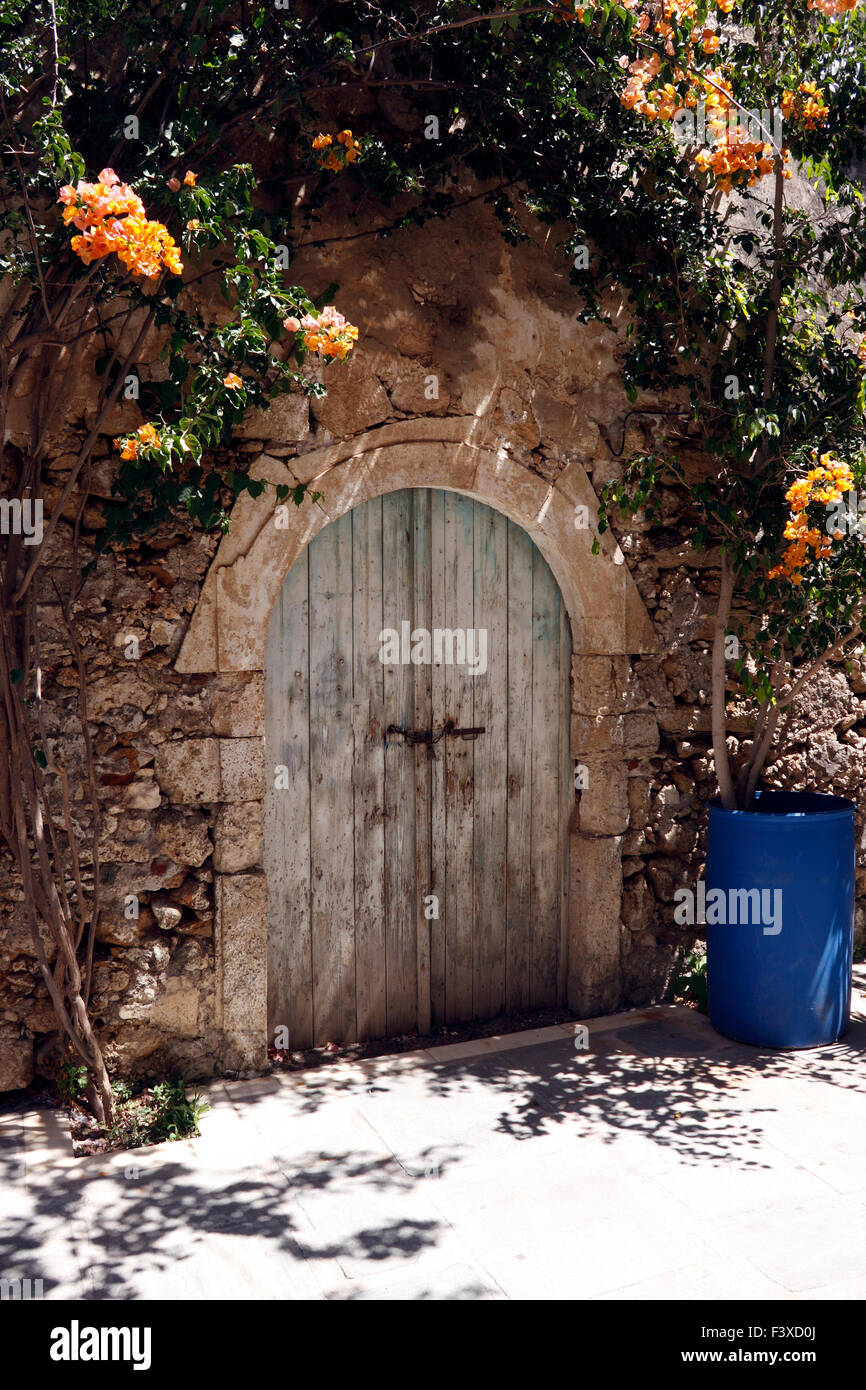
[264,488,571,1049]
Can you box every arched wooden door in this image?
[264,488,572,1049]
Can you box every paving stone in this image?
[652,1153,838,1220]
[292,1170,466,1284]
[705,1194,866,1294]
[596,1262,777,1301]
[426,1151,716,1299]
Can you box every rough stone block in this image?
[0,1027,34,1091]
[155,810,212,868]
[221,1031,268,1074]
[311,355,392,438]
[123,776,162,812]
[621,712,660,756]
[154,738,265,804]
[571,655,615,716]
[571,711,659,758]
[95,905,154,947]
[568,833,623,1016]
[232,389,310,443]
[219,739,266,801]
[217,871,267,1038]
[148,979,200,1037]
[385,358,452,415]
[155,738,220,803]
[151,895,184,932]
[622,874,655,933]
[212,675,265,737]
[88,671,155,718]
[579,763,629,836]
[570,712,619,756]
[170,876,212,912]
[213,802,263,873]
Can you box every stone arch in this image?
[177,416,655,675]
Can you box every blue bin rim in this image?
[709,789,855,821]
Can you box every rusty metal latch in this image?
[386,719,486,759]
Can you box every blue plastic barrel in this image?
[705,790,855,1048]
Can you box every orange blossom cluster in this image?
[114,422,161,462]
[311,130,362,172]
[59,168,183,278]
[768,455,855,584]
[283,306,359,361]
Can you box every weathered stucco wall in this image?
[2,197,865,1089]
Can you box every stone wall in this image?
[2,195,865,1089]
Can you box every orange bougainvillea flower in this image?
[313,130,362,171]
[769,453,855,582]
[114,422,162,461]
[288,305,358,360]
[223,372,242,389]
[59,168,182,278]
[781,81,829,130]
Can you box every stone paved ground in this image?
[3,978,866,1301]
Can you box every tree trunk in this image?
[711,551,737,810]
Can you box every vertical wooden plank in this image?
[413,489,433,1036]
[308,510,356,1045]
[352,497,387,1040]
[529,546,563,1007]
[505,521,534,1013]
[429,490,448,1026]
[441,491,476,1023]
[382,490,417,1034]
[557,597,572,1007]
[472,501,507,1018]
[264,553,313,1049]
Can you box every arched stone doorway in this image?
[175,417,657,1070]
